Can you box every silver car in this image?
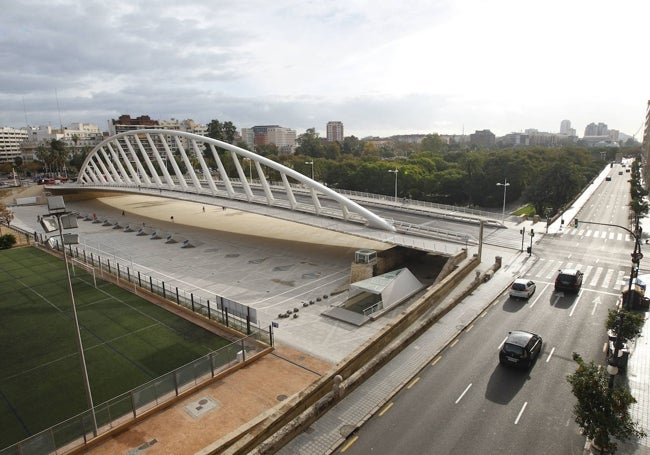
[509,278,536,299]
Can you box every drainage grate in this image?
[126,439,158,455]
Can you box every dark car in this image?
[499,330,543,368]
[555,269,583,293]
[605,176,612,181]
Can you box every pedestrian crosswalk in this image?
[529,258,628,291]
[564,228,633,242]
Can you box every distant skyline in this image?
[1,0,648,139]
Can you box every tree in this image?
[420,134,445,153]
[222,121,237,144]
[35,139,68,175]
[567,353,644,453]
[206,119,225,141]
[0,203,13,227]
[606,309,644,347]
[342,136,363,156]
[523,160,585,215]
[296,128,325,157]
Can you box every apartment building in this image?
[0,127,28,163]
[326,121,344,142]
[246,125,296,153]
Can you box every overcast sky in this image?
[1,0,648,139]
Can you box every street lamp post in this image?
[40,196,98,435]
[305,161,314,180]
[496,178,510,222]
[388,169,399,203]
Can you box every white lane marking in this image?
[514,401,528,424]
[528,283,549,308]
[546,347,555,362]
[455,383,472,404]
[569,290,582,317]
[591,296,602,315]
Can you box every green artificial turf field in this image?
[0,246,230,449]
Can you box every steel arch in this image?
[77,129,395,231]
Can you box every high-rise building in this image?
[559,120,576,137]
[326,121,344,142]
[584,122,609,137]
[0,127,28,163]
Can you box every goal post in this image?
[71,258,97,288]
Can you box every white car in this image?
[509,278,536,299]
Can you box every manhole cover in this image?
[184,396,219,418]
[225,253,240,258]
[277,394,288,401]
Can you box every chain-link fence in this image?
[31,231,270,345]
[0,337,260,455]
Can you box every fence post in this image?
[138,271,142,288]
[149,276,153,292]
[191,294,195,312]
[209,352,215,377]
[175,287,180,305]
[83,250,86,262]
[240,338,246,362]
[225,307,229,327]
[207,300,211,319]
[117,263,120,279]
[127,267,131,282]
[130,391,137,419]
[90,252,94,266]
[107,259,111,274]
[247,307,251,335]
[162,281,166,299]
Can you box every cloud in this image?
[1,0,648,138]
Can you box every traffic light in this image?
[574,218,578,228]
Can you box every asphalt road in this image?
[338,167,634,454]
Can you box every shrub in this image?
[0,234,16,249]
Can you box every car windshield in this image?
[502,343,525,356]
[512,283,526,291]
[558,274,574,282]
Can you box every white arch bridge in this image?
[77,129,394,232]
